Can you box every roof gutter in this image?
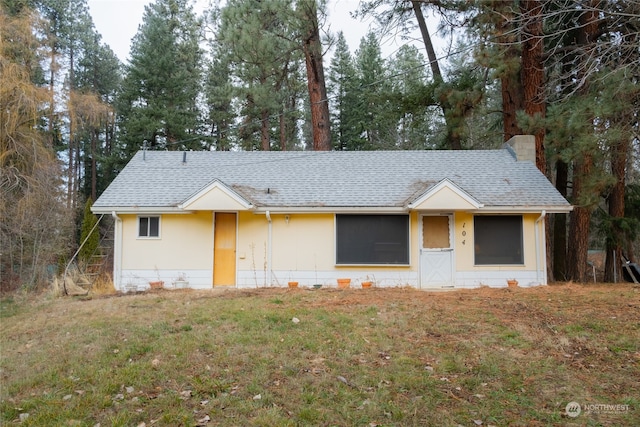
[111,211,123,290]
[535,210,547,285]
[91,207,194,215]
[94,205,573,215]
[265,210,272,286]
[467,206,573,214]
[250,206,409,214]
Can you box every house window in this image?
[138,216,160,238]
[474,215,523,265]
[336,214,409,265]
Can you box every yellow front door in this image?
[213,212,236,286]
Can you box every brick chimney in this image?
[505,135,536,162]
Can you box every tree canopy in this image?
[1,0,638,289]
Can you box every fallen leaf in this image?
[196,415,210,425]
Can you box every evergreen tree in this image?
[540,1,640,280]
[216,0,302,151]
[327,32,359,150]
[204,52,235,151]
[387,45,432,149]
[75,40,121,200]
[1,4,72,289]
[30,0,121,212]
[79,198,99,263]
[354,32,393,150]
[296,0,331,151]
[117,0,203,155]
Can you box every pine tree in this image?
[387,45,433,149]
[354,32,393,150]
[117,0,203,155]
[216,0,301,151]
[204,53,235,151]
[327,32,359,150]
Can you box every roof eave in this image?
[470,205,573,213]
[91,206,191,215]
[93,204,573,215]
[251,206,408,214]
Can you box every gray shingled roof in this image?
[92,149,571,212]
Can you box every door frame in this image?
[419,213,455,288]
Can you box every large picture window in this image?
[474,215,523,265]
[336,214,409,265]
[138,216,160,238]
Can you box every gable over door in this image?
[213,212,236,286]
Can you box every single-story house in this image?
[92,136,572,291]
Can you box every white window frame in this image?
[138,216,161,239]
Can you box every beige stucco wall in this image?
[235,211,418,287]
[270,213,335,271]
[115,209,544,290]
[235,211,269,274]
[120,212,213,270]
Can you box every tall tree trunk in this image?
[260,109,270,151]
[411,1,461,150]
[501,71,524,141]
[604,135,628,281]
[520,0,551,281]
[74,137,81,208]
[279,112,287,151]
[520,0,546,175]
[567,2,601,282]
[553,159,568,280]
[91,129,98,201]
[301,1,331,151]
[567,155,593,282]
[494,5,524,141]
[67,45,75,210]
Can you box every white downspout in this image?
[111,211,122,291]
[265,211,272,286]
[535,210,547,285]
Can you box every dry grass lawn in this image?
[1,283,638,426]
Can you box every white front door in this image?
[420,215,454,288]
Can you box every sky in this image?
[86,0,434,64]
